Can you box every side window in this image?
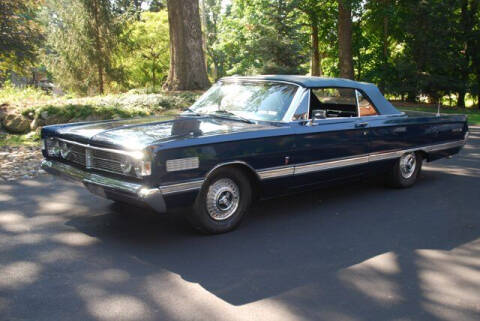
[356,90,378,116]
[292,90,309,120]
[310,88,357,118]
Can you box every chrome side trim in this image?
[258,166,295,180]
[421,139,466,152]
[294,155,369,175]
[204,161,262,182]
[368,150,403,162]
[256,139,466,180]
[159,180,204,195]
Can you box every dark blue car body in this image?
[41,76,469,213]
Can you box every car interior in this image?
[309,88,378,119]
[309,88,358,118]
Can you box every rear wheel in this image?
[188,168,252,234]
[387,152,423,188]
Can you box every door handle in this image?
[355,122,368,128]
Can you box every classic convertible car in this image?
[41,76,468,233]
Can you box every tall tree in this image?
[42,0,125,94]
[338,0,354,79]
[81,0,120,94]
[163,0,210,90]
[462,0,480,109]
[295,0,336,77]
[0,0,44,78]
[117,11,169,90]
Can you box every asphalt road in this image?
[1,128,479,321]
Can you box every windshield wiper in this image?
[212,110,255,124]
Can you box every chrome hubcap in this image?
[206,178,240,220]
[400,153,416,179]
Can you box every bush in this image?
[19,91,202,125]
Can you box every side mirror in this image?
[306,110,326,126]
[312,110,326,120]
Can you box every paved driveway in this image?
[1,128,479,321]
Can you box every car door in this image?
[290,87,371,189]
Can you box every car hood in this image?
[51,115,278,150]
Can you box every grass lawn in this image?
[394,103,480,125]
[0,132,41,147]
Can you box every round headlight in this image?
[119,159,132,174]
[60,142,71,158]
[51,140,60,157]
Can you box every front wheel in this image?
[188,168,252,234]
[387,152,423,188]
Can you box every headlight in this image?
[46,138,60,157]
[119,158,133,175]
[60,141,71,158]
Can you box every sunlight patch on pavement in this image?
[423,165,480,178]
[0,193,13,202]
[0,261,41,290]
[338,252,403,305]
[144,271,305,321]
[417,240,480,321]
[37,247,81,263]
[87,295,153,321]
[85,269,130,283]
[77,283,153,321]
[52,231,99,246]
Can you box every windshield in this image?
[189,81,299,122]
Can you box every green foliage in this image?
[41,0,127,94]
[19,90,201,123]
[205,0,308,77]
[0,0,44,77]
[0,132,41,147]
[1,0,479,109]
[0,80,51,106]
[117,11,170,90]
[395,104,480,125]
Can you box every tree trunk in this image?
[478,74,480,109]
[311,22,321,76]
[92,0,104,94]
[379,0,389,93]
[458,90,466,108]
[164,0,210,91]
[152,62,156,92]
[338,0,354,80]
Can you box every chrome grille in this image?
[92,149,125,162]
[68,143,86,166]
[50,138,134,177]
[91,157,123,174]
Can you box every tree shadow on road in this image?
[0,128,479,321]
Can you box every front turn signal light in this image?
[135,160,151,177]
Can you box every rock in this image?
[0,145,44,181]
[84,114,103,122]
[2,113,30,133]
[0,104,8,122]
[40,111,49,120]
[30,114,40,130]
[43,115,69,125]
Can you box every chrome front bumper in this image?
[41,160,166,213]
